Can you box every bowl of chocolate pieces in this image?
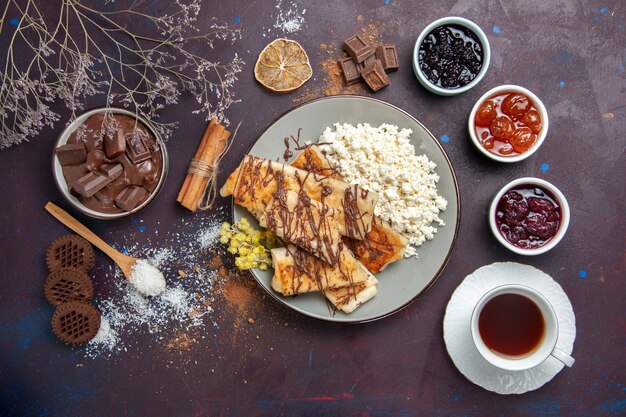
[52,107,168,219]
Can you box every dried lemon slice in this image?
[254,38,312,93]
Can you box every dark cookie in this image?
[51,301,101,345]
[44,268,94,307]
[45,234,95,272]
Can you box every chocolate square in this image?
[99,163,123,179]
[343,35,375,63]
[375,44,399,72]
[357,52,377,74]
[361,59,390,92]
[104,129,126,158]
[338,57,361,85]
[115,186,147,212]
[126,136,151,164]
[56,143,87,166]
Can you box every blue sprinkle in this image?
[440,134,450,143]
[578,269,587,279]
[9,18,20,27]
[384,0,391,4]
[540,163,550,173]
[453,396,460,401]
[138,226,147,233]
[234,17,241,23]
[618,24,624,30]
[492,25,501,34]
[620,64,624,72]
[600,7,607,14]
[559,81,566,88]
[121,246,130,255]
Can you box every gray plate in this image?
[233,95,460,323]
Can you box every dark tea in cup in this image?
[478,293,545,356]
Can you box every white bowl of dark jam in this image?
[489,178,570,255]
[413,16,490,96]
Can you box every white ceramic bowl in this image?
[52,107,169,220]
[489,177,570,255]
[412,16,491,96]
[468,84,549,163]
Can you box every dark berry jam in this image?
[418,24,483,89]
[495,185,561,249]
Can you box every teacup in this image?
[470,284,575,371]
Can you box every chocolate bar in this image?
[115,186,147,212]
[73,172,117,198]
[375,44,399,72]
[343,35,375,63]
[99,163,123,178]
[338,57,361,85]
[104,129,126,158]
[361,59,390,92]
[56,143,87,166]
[126,136,151,164]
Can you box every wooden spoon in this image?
[45,202,138,279]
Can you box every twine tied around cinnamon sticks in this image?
[177,118,237,211]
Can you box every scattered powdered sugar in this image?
[87,317,117,354]
[274,0,306,33]
[130,259,167,296]
[262,0,306,37]
[83,210,227,359]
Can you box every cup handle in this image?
[551,347,575,367]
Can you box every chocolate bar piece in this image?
[338,57,361,85]
[56,143,87,166]
[361,59,390,92]
[73,172,117,198]
[126,136,151,164]
[375,44,399,72]
[115,186,147,212]
[104,129,126,158]
[343,35,375,63]
[99,163,123,178]
[357,52,376,74]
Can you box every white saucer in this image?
[443,262,576,394]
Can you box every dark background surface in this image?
[1,0,624,416]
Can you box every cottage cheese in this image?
[319,123,447,257]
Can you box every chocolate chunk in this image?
[73,172,117,198]
[338,57,361,85]
[357,52,377,74]
[375,44,399,72]
[115,186,148,212]
[126,136,151,164]
[343,35,375,63]
[104,129,126,158]
[84,149,106,172]
[99,163,123,178]
[361,59,390,92]
[56,143,87,166]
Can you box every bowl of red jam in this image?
[489,178,570,255]
[413,16,490,96]
[469,85,549,162]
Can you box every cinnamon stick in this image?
[178,119,230,212]
[177,118,217,203]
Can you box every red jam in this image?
[495,185,561,249]
[474,92,542,156]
